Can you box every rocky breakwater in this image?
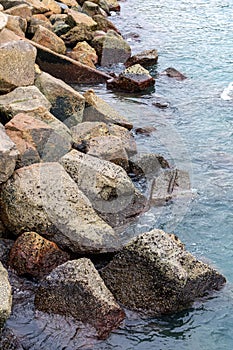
[0,0,227,347]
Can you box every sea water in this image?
[91,0,233,349]
[5,1,233,349]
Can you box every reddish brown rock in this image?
[5,113,71,166]
[160,67,187,80]
[125,49,158,68]
[32,25,66,54]
[41,0,61,14]
[9,231,70,278]
[4,4,33,20]
[66,41,98,68]
[65,8,97,30]
[107,64,155,92]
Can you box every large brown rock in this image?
[5,14,27,37]
[82,1,107,17]
[32,25,66,54]
[0,261,12,329]
[0,123,18,184]
[101,229,226,316]
[107,64,155,92]
[92,30,131,66]
[61,24,94,47]
[35,71,85,128]
[83,89,133,130]
[2,0,49,13]
[0,40,36,94]
[35,258,125,339]
[66,41,98,68]
[5,113,72,167]
[92,14,120,33]
[41,0,61,14]
[0,162,120,254]
[4,4,33,20]
[65,8,97,29]
[9,231,70,278]
[0,86,51,124]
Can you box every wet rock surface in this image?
[107,64,155,92]
[101,229,226,316]
[35,258,125,339]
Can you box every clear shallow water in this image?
[5,1,233,349]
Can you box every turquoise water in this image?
[5,1,233,349]
[91,0,233,348]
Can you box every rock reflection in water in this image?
[4,272,99,350]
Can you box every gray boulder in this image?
[83,89,133,130]
[0,261,12,329]
[35,71,85,128]
[101,229,226,316]
[0,123,18,184]
[0,40,36,94]
[60,150,145,226]
[35,258,125,339]
[0,162,120,253]
[0,86,51,124]
[92,30,131,66]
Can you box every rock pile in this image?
[0,0,226,346]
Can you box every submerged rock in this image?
[0,262,12,329]
[0,327,23,350]
[35,71,85,128]
[107,64,155,92]
[101,229,226,316]
[0,162,120,254]
[9,231,70,278]
[150,168,191,205]
[35,258,125,339]
[160,67,187,80]
[0,40,36,94]
[0,123,19,184]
